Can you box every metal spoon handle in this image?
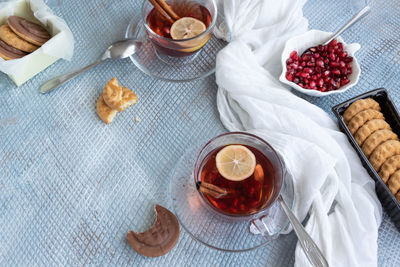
[39,59,104,94]
[278,196,329,267]
[324,5,370,45]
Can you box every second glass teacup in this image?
[194,132,284,220]
[142,0,217,58]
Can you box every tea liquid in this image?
[146,1,212,39]
[200,145,275,215]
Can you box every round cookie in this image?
[347,109,384,135]
[369,140,400,171]
[379,155,400,183]
[354,119,391,146]
[126,205,180,257]
[0,39,26,60]
[8,16,50,46]
[96,94,118,124]
[343,98,381,123]
[0,25,38,52]
[361,129,398,157]
[387,170,400,195]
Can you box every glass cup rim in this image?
[141,0,218,43]
[193,131,285,219]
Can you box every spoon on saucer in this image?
[39,39,142,94]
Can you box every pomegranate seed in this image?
[290,51,300,61]
[313,53,320,59]
[317,45,323,51]
[341,79,350,86]
[287,58,293,64]
[293,78,300,83]
[329,53,336,61]
[316,60,324,67]
[304,68,313,73]
[301,62,306,67]
[338,43,343,50]
[299,72,309,78]
[346,63,352,69]
[286,73,294,81]
[317,78,324,87]
[328,39,337,47]
[307,62,315,67]
[331,68,341,75]
[340,67,347,75]
[309,81,316,88]
[298,83,304,88]
[329,62,339,68]
[339,61,346,68]
[344,56,353,63]
[322,70,330,76]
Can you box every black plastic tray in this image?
[332,88,400,231]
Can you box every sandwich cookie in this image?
[0,25,38,52]
[8,16,50,46]
[0,39,26,60]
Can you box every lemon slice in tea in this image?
[215,145,256,181]
[170,17,207,40]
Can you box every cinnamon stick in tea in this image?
[148,0,180,23]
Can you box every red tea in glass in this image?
[144,0,214,57]
[199,145,276,216]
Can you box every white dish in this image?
[279,29,361,97]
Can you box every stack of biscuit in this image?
[344,98,400,202]
[97,78,138,124]
[0,16,50,60]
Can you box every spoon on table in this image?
[323,5,370,45]
[39,39,142,94]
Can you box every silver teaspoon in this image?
[39,39,142,94]
[323,5,370,45]
[278,196,329,267]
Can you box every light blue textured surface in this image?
[0,0,399,266]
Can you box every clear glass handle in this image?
[278,196,329,267]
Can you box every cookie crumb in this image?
[134,117,140,122]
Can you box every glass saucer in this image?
[125,15,229,82]
[169,143,295,252]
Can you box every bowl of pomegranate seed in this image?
[280,30,361,97]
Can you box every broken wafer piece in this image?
[361,129,398,158]
[120,87,138,112]
[379,155,400,183]
[369,140,400,171]
[96,93,118,124]
[343,98,381,123]
[347,109,384,135]
[354,119,391,146]
[103,78,137,112]
[388,170,400,195]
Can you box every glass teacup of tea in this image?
[194,132,284,219]
[142,0,217,58]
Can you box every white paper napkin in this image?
[0,0,74,76]
[215,0,382,266]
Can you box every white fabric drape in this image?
[215,0,382,266]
